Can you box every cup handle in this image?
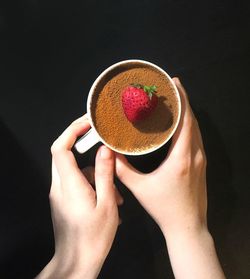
[74,128,100,153]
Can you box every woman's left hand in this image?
[37,115,122,279]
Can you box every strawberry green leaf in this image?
[130,84,157,97]
[143,85,157,94]
[151,85,157,92]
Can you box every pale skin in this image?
[36,116,123,279]
[37,78,225,278]
[116,78,226,279]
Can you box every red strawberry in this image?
[121,84,158,123]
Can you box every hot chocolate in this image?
[90,62,179,154]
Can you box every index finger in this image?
[51,116,90,184]
[53,115,89,151]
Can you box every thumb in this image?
[115,153,146,194]
[166,77,194,159]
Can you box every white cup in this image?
[75,59,181,155]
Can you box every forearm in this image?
[164,226,225,279]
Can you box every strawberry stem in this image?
[130,83,157,100]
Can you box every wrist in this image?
[36,253,103,279]
[163,224,225,279]
[162,219,209,244]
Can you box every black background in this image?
[0,0,250,278]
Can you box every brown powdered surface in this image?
[91,63,179,153]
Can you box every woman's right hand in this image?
[115,77,208,235]
[115,78,225,278]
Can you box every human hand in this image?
[115,78,207,236]
[116,79,225,278]
[37,116,123,279]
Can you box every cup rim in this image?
[86,59,182,156]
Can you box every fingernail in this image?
[80,114,89,122]
[173,77,181,85]
[73,115,88,124]
[100,146,112,159]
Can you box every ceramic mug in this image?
[74,59,181,155]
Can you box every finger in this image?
[115,153,146,194]
[51,158,61,186]
[71,114,88,124]
[167,77,196,158]
[49,158,61,200]
[53,116,90,152]
[82,165,123,205]
[95,146,116,206]
[51,118,90,183]
[81,166,95,185]
[193,117,206,152]
[173,78,205,151]
[51,118,94,197]
[115,187,124,206]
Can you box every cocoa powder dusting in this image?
[91,63,179,153]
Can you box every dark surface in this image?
[0,0,250,278]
